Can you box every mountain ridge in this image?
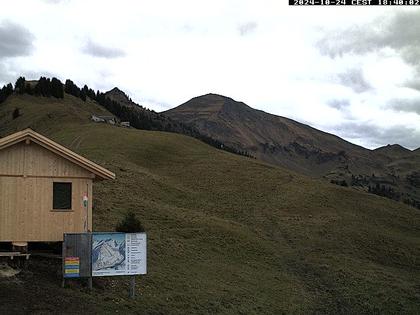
[374,144,413,158]
[165,93,420,208]
[165,93,376,175]
[167,93,419,154]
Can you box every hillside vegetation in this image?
[165,93,420,209]
[0,94,419,314]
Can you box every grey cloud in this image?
[387,11,420,48]
[22,69,56,80]
[144,97,172,110]
[181,24,194,32]
[316,25,378,57]
[42,0,70,4]
[0,22,34,85]
[317,10,420,67]
[0,69,57,87]
[337,68,372,93]
[82,39,125,58]
[0,21,34,58]
[327,99,351,110]
[405,78,420,91]
[386,98,420,115]
[326,99,357,121]
[238,22,258,36]
[0,63,15,84]
[332,122,420,150]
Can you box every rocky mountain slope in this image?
[374,144,413,159]
[165,93,420,208]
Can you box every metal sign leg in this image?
[130,276,136,299]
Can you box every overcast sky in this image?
[1,1,420,149]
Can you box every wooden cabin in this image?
[0,129,115,243]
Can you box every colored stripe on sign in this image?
[64,256,80,278]
[65,263,80,267]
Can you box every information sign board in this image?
[91,233,147,277]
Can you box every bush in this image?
[115,211,145,233]
[12,108,20,120]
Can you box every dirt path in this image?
[69,135,84,150]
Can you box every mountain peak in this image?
[183,93,251,114]
[383,144,409,149]
[189,93,235,105]
[105,87,131,104]
[109,86,123,93]
[374,144,412,156]
[198,93,232,100]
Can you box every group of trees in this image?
[330,179,348,187]
[1,75,254,159]
[65,81,254,158]
[94,91,168,131]
[350,174,369,187]
[36,77,64,98]
[403,198,420,210]
[329,174,420,210]
[367,182,420,210]
[15,76,64,98]
[64,79,96,101]
[406,172,420,188]
[368,183,401,201]
[0,83,13,104]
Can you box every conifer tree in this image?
[14,77,26,94]
[80,89,86,101]
[12,108,20,119]
[25,83,33,95]
[0,83,14,104]
[51,77,64,98]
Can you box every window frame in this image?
[52,181,73,212]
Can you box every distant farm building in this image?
[0,129,115,244]
[91,115,117,125]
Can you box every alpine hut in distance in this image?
[0,129,115,245]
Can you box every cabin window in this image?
[53,182,72,210]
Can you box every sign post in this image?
[130,276,136,299]
[63,232,147,298]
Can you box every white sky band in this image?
[0,0,419,149]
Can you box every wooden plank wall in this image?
[0,141,94,242]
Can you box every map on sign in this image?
[92,233,126,275]
[92,233,147,277]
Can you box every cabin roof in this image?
[0,129,115,180]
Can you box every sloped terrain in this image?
[374,144,413,159]
[164,93,376,176]
[165,93,420,209]
[0,94,419,314]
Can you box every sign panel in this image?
[92,233,147,277]
[63,233,92,278]
[64,257,80,278]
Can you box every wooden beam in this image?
[0,129,115,180]
[0,174,94,180]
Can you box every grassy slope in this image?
[0,94,419,314]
